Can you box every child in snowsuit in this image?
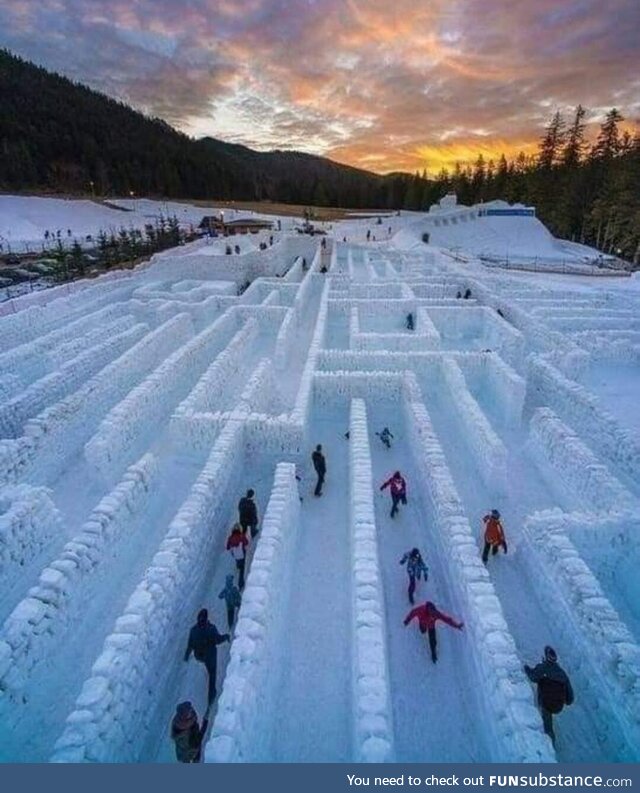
[404,600,464,663]
[218,574,242,630]
[524,646,574,747]
[482,509,508,563]
[381,471,407,518]
[400,548,429,604]
[227,523,249,589]
[238,489,259,538]
[376,427,394,449]
[184,609,229,705]
[171,701,210,763]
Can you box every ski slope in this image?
[0,213,639,764]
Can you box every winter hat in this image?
[174,701,197,730]
[197,608,208,625]
[411,548,420,557]
[394,471,401,478]
[232,522,243,533]
[247,489,255,498]
[491,509,500,519]
[544,645,557,662]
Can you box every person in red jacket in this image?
[482,509,508,564]
[404,600,464,663]
[226,522,249,589]
[380,471,407,518]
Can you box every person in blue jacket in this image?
[218,574,242,630]
[184,608,229,705]
[400,548,429,604]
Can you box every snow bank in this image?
[440,357,507,492]
[206,463,301,762]
[85,312,240,481]
[349,399,395,762]
[0,455,158,697]
[402,373,553,762]
[0,484,62,596]
[527,357,640,488]
[528,408,636,513]
[51,421,244,762]
[523,510,640,758]
[0,319,143,438]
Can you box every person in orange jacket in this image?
[404,600,464,663]
[482,509,507,564]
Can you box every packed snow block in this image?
[314,372,404,408]
[291,280,330,432]
[348,400,394,762]
[523,512,640,758]
[234,358,278,417]
[440,357,507,493]
[401,373,553,763]
[84,312,240,482]
[0,374,22,404]
[0,321,146,438]
[206,463,301,762]
[0,298,133,387]
[348,284,405,299]
[52,422,244,763]
[0,484,62,595]
[44,315,138,369]
[0,454,158,697]
[457,353,525,430]
[175,319,259,417]
[546,315,640,333]
[466,279,580,369]
[571,331,640,364]
[528,408,636,513]
[527,356,640,489]
[21,314,193,485]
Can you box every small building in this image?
[198,216,274,236]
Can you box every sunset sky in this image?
[1,0,639,173]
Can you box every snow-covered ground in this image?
[0,198,639,764]
[0,195,300,253]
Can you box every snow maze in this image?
[1,234,640,764]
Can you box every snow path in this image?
[269,409,352,761]
[368,405,490,762]
[423,380,629,761]
[145,459,277,762]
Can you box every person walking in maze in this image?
[218,573,242,630]
[184,609,229,705]
[226,523,249,589]
[376,427,394,449]
[380,470,407,518]
[406,312,415,331]
[238,489,259,538]
[400,548,429,604]
[171,701,210,763]
[524,646,574,747]
[312,444,326,496]
[482,509,508,564]
[404,600,464,664]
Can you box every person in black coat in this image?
[184,609,229,705]
[312,444,326,496]
[524,646,574,747]
[238,489,259,538]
